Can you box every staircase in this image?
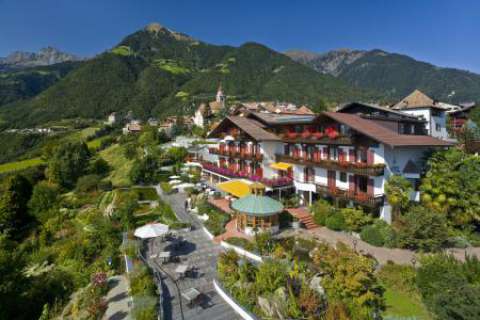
[286,207,318,230]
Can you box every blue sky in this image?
[1,0,479,72]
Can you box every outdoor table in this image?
[175,264,189,279]
[159,251,171,263]
[182,288,201,307]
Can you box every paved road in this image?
[149,187,240,320]
[103,275,132,320]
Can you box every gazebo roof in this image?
[231,195,284,217]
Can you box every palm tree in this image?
[385,175,413,222]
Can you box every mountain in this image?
[0,23,373,128]
[0,47,81,71]
[0,62,81,106]
[286,49,480,103]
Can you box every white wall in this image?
[400,108,448,139]
[260,141,283,178]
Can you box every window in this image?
[436,123,441,132]
[340,172,347,183]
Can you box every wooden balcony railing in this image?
[209,148,263,161]
[276,154,384,176]
[201,162,292,187]
[281,133,354,145]
[316,184,384,207]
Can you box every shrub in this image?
[75,174,101,192]
[89,158,110,176]
[311,199,335,226]
[341,207,373,232]
[396,205,449,252]
[325,212,346,231]
[129,266,156,296]
[160,182,173,194]
[98,180,113,191]
[360,220,395,247]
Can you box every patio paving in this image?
[147,188,240,320]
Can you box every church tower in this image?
[216,84,226,107]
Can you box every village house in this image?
[392,89,449,140]
[122,119,142,134]
[202,105,452,224]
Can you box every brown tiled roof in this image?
[209,116,280,141]
[393,89,444,110]
[322,112,453,147]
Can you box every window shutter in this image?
[349,149,355,162]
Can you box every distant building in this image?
[147,117,159,126]
[392,89,449,140]
[122,120,142,134]
[106,112,117,125]
[230,101,314,116]
[448,102,477,133]
[193,85,226,128]
[159,116,194,137]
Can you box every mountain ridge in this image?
[0,23,372,128]
[0,47,81,71]
[285,49,480,102]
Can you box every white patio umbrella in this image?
[169,175,181,179]
[134,223,169,239]
[169,179,182,185]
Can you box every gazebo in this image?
[231,184,284,236]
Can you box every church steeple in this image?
[216,84,225,105]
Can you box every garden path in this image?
[102,275,132,320]
[284,227,480,265]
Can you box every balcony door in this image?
[327,170,336,190]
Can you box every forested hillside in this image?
[287,49,480,103]
[0,24,373,128]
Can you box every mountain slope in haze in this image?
[0,61,81,106]
[0,47,81,71]
[286,49,480,103]
[0,23,373,128]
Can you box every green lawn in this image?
[132,187,158,201]
[0,157,44,174]
[383,286,431,320]
[99,144,134,187]
[87,136,108,150]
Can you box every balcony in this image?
[276,154,384,176]
[209,148,263,161]
[280,131,354,145]
[201,162,293,188]
[316,184,384,208]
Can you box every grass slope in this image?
[99,144,134,187]
[0,157,44,173]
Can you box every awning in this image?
[270,162,292,171]
[217,180,251,198]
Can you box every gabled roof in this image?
[322,112,452,147]
[249,112,316,125]
[393,89,444,110]
[338,102,421,121]
[295,106,315,115]
[208,116,280,141]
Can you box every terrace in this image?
[276,154,385,176]
[201,161,293,188]
[316,184,384,208]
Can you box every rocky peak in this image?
[0,47,80,70]
[285,48,367,76]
